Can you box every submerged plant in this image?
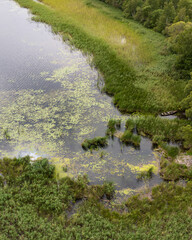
[3,128,10,140]
[99,151,107,158]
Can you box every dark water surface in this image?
[0,0,162,200]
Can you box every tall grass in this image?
[120,130,141,147]
[134,115,190,142]
[106,119,121,136]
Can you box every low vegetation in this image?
[120,130,141,147]
[0,157,192,239]
[125,115,191,143]
[137,166,153,180]
[106,119,121,136]
[160,156,192,180]
[82,136,108,150]
[160,142,180,158]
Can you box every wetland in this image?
[0,0,161,201]
[0,0,192,239]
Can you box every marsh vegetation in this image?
[0,157,192,239]
[81,137,108,150]
[1,0,192,238]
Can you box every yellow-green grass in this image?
[16,0,186,113]
[39,0,153,66]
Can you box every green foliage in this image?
[125,181,192,223]
[160,157,192,180]
[0,157,119,239]
[9,0,192,238]
[120,130,141,147]
[100,0,192,78]
[137,167,153,180]
[152,134,165,144]
[101,0,192,34]
[180,125,192,149]
[105,119,121,136]
[173,27,192,78]
[1,157,192,239]
[135,115,189,142]
[15,0,185,114]
[82,137,108,150]
[103,181,115,199]
[125,118,135,131]
[160,142,180,158]
[180,74,192,117]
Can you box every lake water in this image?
[0,0,162,200]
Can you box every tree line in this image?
[100,0,192,79]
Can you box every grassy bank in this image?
[0,157,192,239]
[15,0,185,113]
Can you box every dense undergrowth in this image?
[124,116,192,180]
[0,157,192,239]
[100,0,192,33]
